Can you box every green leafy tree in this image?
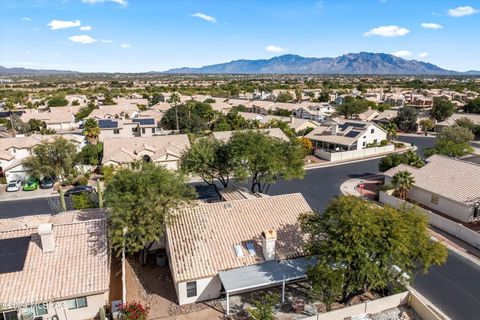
[391,170,415,199]
[419,119,434,133]
[76,143,103,166]
[431,97,455,122]
[438,126,474,144]
[273,108,292,117]
[167,92,181,132]
[181,138,237,194]
[276,91,294,102]
[27,119,46,132]
[265,119,296,140]
[47,96,68,107]
[72,193,96,210]
[464,97,480,114]
[105,162,196,255]
[295,89,303,102]
[75,102,96,121]
[335,96,369,119]
[395,107,418,132]
[300,196,447,302]
[160,101,213,133]
[378,150,424,172]
[83,118,101,145]
[229,131,304,193]
[22,137,77,182]
[308,263,344,311]
[454,117,476,131]
[246,293,279,320]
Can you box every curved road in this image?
[1,135,479,319]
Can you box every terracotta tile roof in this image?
[87,104,139,119]
[384,155,480,206]
[208,128,290,143]
[219,186,270,201]
[102,134,190,165]
[0,209,109,304]
[166,193,312,283]
[436,113,480,126]
[20,107,76,124]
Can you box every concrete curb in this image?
[407,287,452,320]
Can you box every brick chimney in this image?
[331,122,338,135]
[262,229,277,261]
[38,223,55,253]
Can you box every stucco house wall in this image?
[175,276,222,305]
[384,176,473,222]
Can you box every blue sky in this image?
[1,0,479,72]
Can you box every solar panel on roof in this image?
[345,130,361,138]
[132,118,155,126]
[0,237,30,274]
[98,119,118,129]
[339,122,367,130]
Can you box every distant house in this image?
[409,96,433,108]
[293,102,334,121]
[306,119,387,152]
[384,155,480,222]
[237,112,319,133]
[165,193,313,307]
[101,134,190,170]
[206,128,290,143]
[0,209,110,320]
[250,100,276,114]
[87,104,139,120]
[384,94,405,107]
[357,109,380,122]
[373,110,398,126]
[434,113,480,132]
[0,134,85,182]
[20,107,78,131]
[97,117,158,140]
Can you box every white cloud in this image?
[392,50,413,58]
[22,17,31,22]
[363,25,410,37]
[101,39,113,43]
[418,52,429,59]
[120,43,131,48]
[448,6,478,17]
[191,12,217,23]
[80,25,92,31]
[82,0,127,6]
[421,22,443,30]
[48,19,81,30]
[69,35,97,44]
[265,45,286,53]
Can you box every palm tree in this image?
[385,122,398,141]
[83,118,101,145]
[167,92,181,133]
[391,170,415,200]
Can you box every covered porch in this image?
[312,140,357,152]
[219,257,316,316]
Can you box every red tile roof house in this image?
[0,209,110,320]
[165,193,314,314]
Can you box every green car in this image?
[23,178,39,191]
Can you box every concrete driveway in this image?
[0,185,58,202]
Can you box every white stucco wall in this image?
[176,276,222,305]
[15,292,108,320]
[359,124,388,149]
[384,176,473,222]
[315,144,394,162]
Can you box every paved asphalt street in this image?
[0,135,478,318]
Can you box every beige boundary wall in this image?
[379,191,480,250]
[315,145,395,162]
[301,291,443,320]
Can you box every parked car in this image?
[64,185,94,197]
[23,178,39,191]
[40,177,55,189]
[6,180,23,192]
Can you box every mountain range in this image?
[1,53,479,76]
[165,52,479,75]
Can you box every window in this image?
[132,127,138,133]
[113,129,120,134]
[371,128,374,133]
[26,305,47,317]
[186,281,197,298]
[152,128,156,133]
[141,128,146,134]
[431,194,439,205]
[362,141,366,147]
[0,311,18,320]
[373,139,378,144]
[67,297,88,310]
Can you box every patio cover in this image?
[219,257,316,314]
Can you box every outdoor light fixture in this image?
[473,202,480,219]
